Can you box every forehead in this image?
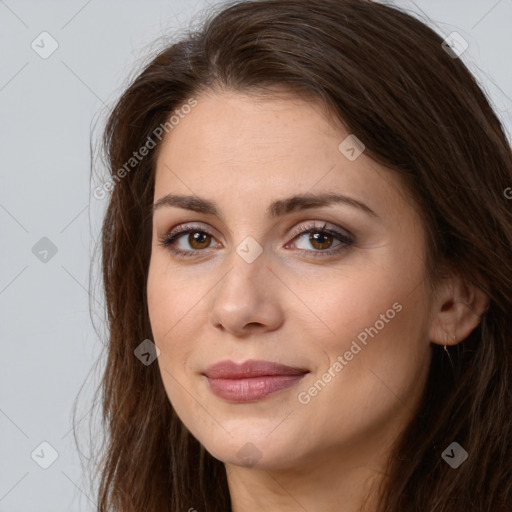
[153,91,406,219]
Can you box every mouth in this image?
[203,359,310,402]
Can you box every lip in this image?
[204,359,309,379]
[203,359,310,402]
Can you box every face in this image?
[147,90,435,471]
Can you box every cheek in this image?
[303,252,431,386]
[147,266,197,424]
[147,256,204,338]
[147,267,211,439]
[298,264,409,346]
[147,257,213,389]
[147,264,172,341]
[296,276,431,438]
[147,261,193,373]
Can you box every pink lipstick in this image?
[203,359,309,402]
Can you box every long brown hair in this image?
[92,1,512,510]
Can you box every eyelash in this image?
[157,222,355,258]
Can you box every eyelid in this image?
[162,220,353,242]
[164,222,218,240]
[158,220,355,257]
[287,220,353,241]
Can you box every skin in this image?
[147,89,488,511]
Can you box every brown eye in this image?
[188,231,212,249]
[308,231,335,250]
[288,222,354,257]
[158,225,220,257]
[158,222,354,259]
[160,226,217,255]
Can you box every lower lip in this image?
[206,374,307,402]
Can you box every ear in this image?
[429,275,489,346]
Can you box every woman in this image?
[94,0,512,510]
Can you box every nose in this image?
[208,247,284,337]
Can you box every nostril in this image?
[246,322,263,329]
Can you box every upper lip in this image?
[203,359,310,379]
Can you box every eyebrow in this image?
[153,192,379,219]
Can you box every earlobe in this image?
[429,275,489,346]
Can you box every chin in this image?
[199,429,309,470]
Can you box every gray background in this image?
[1,1,511,510]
